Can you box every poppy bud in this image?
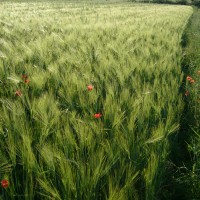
[24,79,30,84]
[22,74,28,79]
[1,179,9,188]
[87,85,94,91]
[15,90,22,96]
[94,113,102,118]
[186,76,192,81]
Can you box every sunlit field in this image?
[0,2,193,199]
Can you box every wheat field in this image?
[0,2,193,200]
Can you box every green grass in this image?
[169,7,200,200]
[0,2,193,199]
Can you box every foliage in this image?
[172,7,200,199]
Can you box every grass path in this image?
[167,7,200,200]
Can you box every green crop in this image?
[0,2,192,200]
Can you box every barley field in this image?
[0,2,193,200]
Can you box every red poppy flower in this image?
[185,90,189,96]
[15,90,22,96]
[1,179,9,188]
[187,76,192,81]
[24,79,30,84]
[190,79,195,84]
[94,113,102,118]
[87,85,94,91]
[22,74,28,79]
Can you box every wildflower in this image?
[187,76,192,81]
[24,79,30,84]
[190,79,195,84]
[15,90,22,96]
[94,113,102,118]
[22,74,28,79]
[87,85,94,91]
[185,90,189,96]
[1,179,9,188]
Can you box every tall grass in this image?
[0,2,193,199]
[169,7,200,199]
